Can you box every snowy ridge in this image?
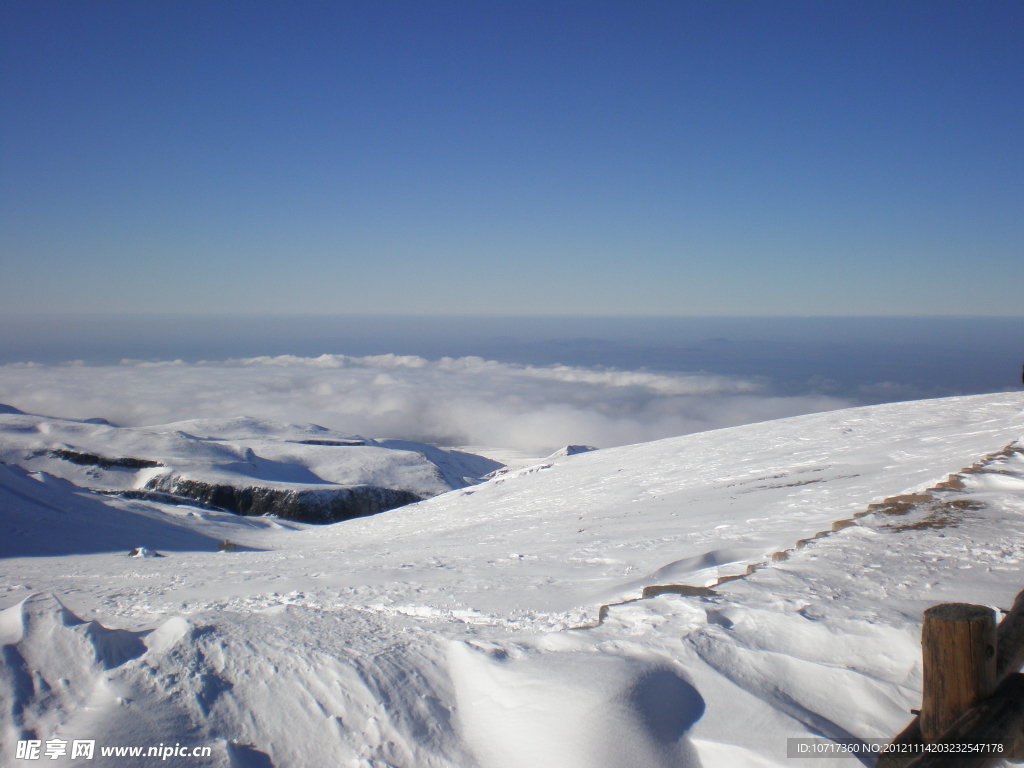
[0,410,502,525]
[2,393,1024,766]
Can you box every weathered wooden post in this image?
[879,594,1024,768]
[920,603,997,743]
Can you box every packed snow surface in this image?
[2,393,1024,766]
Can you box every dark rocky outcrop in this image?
[49,449,163,469]
[143,475,422,524]
[286,439,367,446]
[547,445,599,459]
[95,488,227,511]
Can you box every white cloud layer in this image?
[0,355,850,454]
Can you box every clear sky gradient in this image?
[2,1,1022,316]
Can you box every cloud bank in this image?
[0,355,850,454]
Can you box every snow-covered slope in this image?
[2,393,1023,767]
[0,461,230,558]
[0,408,501,525]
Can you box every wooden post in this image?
[920,603,997,743]
[879,592,1024,768]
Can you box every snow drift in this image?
[2,393,1023,766]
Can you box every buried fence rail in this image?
[877,592,1024,768]
[902,674,1024,768]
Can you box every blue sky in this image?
[2,1,1022,316]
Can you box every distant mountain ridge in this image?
[0,407,502,524]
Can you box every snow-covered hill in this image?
[0,407,501,530]
[2,393,1023,767]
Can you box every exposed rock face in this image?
[286,439,367,446]
[143,475,422,524]
[94,488,226,511]
[547,445,598,459]
[49,449,163,469]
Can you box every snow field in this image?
[2,392,1023,766]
